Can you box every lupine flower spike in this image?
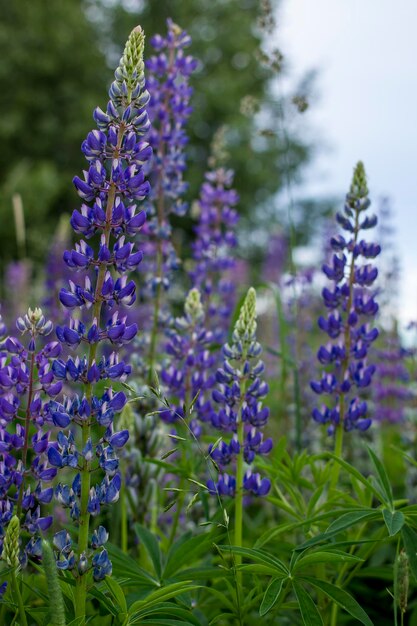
[50,25,151,619]
[0,307,61,566]
[207,287,271,580]
[311,162,380,467]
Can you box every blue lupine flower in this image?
[311,162,380,433]
[48,26,151,578]
[207,288,271,497]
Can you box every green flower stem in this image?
[11,571,27,626]
[74,123,126,623]
[329,200,360,491]
[329,422,344,490]
[16,350,36,517]
[120,469,128,554]
[233,363,250,588]
[234,418,245,585]
[42,540,66,626]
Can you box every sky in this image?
[278,0,417,326]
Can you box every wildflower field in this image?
[0,6,416,626]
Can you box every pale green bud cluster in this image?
[16,306,53,336]
[184,288,205,324]
[234,287,257,342]
[350,161,368,198]
[116,25,146,93]
[2,515,20,569]
[208,125,229,169]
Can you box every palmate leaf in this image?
[125,601,201,626]
[163,530,220,579]
[259,577,286,617]
[382,509,405,537]
[292,549,363,571]
[128,581,202,618]
[292,581,323,626]
[89,585,120,617]
[300,576,374,626]
[295,510,379,551]
[314,453,384,502]
[104,576,128,613]
[366,446,393,507]
[107,542,159,586]
[217,545,289,575]
[134,524,163,579]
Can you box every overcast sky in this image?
[278,0,417,326]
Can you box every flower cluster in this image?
[190,167,240,342]
[0,308,63,564]
[49,25,151,580]
[311,162,381,433]
[159,288,215,435]
[207,288,272,497]
[373,332,413,423]
[139,19,197,296]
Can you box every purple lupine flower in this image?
[136,19,197,379]
[159,288,216,435]
[207,288,272,498]
[190,167,240,343]
[372,333,414,423]
[140,20,197,293]
[311,162,381,434]
[50,26,151,577]
[262,231,288,284]
[0,308,62,563]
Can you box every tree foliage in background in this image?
[0,0,107,265]
[0,0,328,274]
[86,0,323,250]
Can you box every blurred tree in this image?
[0,0,108,267]
[0,0,329,278]
[85,0,327,254]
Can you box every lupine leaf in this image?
[104,576,127,613]
[295,510,378,551]
[292,581,323,626]
[259,577,286,616]
[217,545,289,575]
[164,531,220,578]
[314,453,384,501]
[128,602,201,625]
[134,524,163,579]
[107,542,158,586]
[382,509,405,536]
[128,582,201,615]
[326,510,379,534]
[293,550,363,571]
[301,577,374,626]
[367,446,393,506]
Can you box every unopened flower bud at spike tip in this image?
[2,515,20,569]
[234,287,257,341]
[184,288,204,323]
[350,161,368,198]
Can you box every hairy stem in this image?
[17,351,36,517]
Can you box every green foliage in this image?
[0,0,108,266]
